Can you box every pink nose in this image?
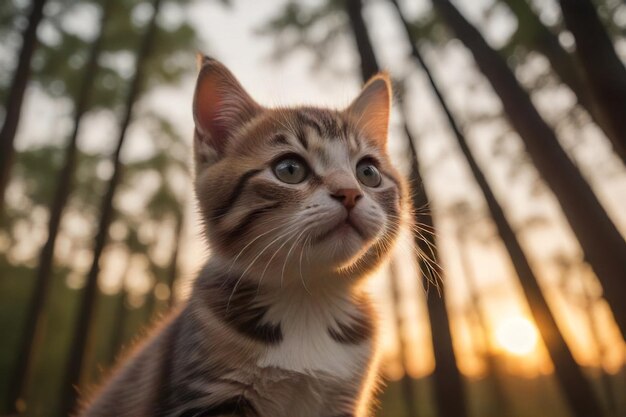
[331,188,363,210]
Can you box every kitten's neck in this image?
[192,258,374,347]
[195,257,368,318]
[204,254,363,295]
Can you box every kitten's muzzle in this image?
[312,212,365,243]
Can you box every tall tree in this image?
[388,261,420,417]
[498,0,625,163]
[554,255,619,417]
[59,0,163,414]
[166,210,184,308]
[107,258,133,366]
[453,213,509,416]
[0,0,47,217]
[388,3,605,415]
[576,276,618,417]
[402,119,469,417]
[558,0,626,164]
[3,3,113,413]
[123,115,188,319]
[430,0,626,338]
[344,1,468,416]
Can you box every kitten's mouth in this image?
[314,218,365,243]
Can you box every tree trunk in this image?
[558,0,626,164]
[388,261,420,417]
[404,126,468,417]
[143,259,159,322]
[166,212,184,308]
[147,213,183,318]
[456,229,510,416]
[107,289,129,365]
[58,0,162,414]
[391,2,605,413]
[344,2,469,417]
[2,3,111,414]
[107,255,133,366]
[578,273,619,416]
[0,0,47,217]
[499,0,624,163]
[432,0,626,339]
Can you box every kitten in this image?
[78,56,409,417]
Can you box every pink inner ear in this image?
[347,76,391,145]
[195,76,228,152]
[193,63,261,155]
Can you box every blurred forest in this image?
[0,0,624,416]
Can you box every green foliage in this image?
[12,145,104,208]
[29,0,199,111]
[258,0,348,67]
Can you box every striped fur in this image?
[78,58,410,417]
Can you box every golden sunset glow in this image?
[495,317,539,356]
[1,0,626,416]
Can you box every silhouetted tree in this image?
[166,211,184,308]
[431,0,626,339]
[344,1,469,416]
[0,0,47,217]
[450,207,510,416]
[125,115,188,319]
[553,254,619,417]
[388,261,420,417]
[558,0,626,164]
[3,3,113,413]
[389,3,606,415]
[59,0,163,413]
[106,234,142,366]
[107,273,131,366]
[498,0,624,163]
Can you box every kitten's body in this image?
[85,263,376,417]
[79,57,408,417]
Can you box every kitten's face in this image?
[192,57,408,286]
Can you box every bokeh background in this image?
[0,0,625,416]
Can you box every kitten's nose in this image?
[331,188,363,210]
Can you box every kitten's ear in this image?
[346,73,392,146]
[193,55,261,167]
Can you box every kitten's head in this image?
[192,56,409,287]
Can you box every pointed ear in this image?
[345,73,392,145]
[193,55,261,167]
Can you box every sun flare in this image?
[495,317,539,356]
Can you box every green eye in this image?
[273,157,308,184]
[356,160,382,187]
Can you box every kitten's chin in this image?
[309,223,375,271]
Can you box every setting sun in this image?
[495,317,539,356]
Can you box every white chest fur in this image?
[256,288,373,379]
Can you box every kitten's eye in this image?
[356,160,382,187]
[273,157,308,184]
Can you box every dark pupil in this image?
[286,163,296,175]
[363,167,373,176]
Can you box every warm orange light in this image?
[495,317,538,356]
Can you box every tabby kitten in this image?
[79,56,409,417]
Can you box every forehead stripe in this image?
[270,134,290,146]
[213,168,263,219]
[321,113,344,139]
[295,127,309,149]
[296,111,324,138]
